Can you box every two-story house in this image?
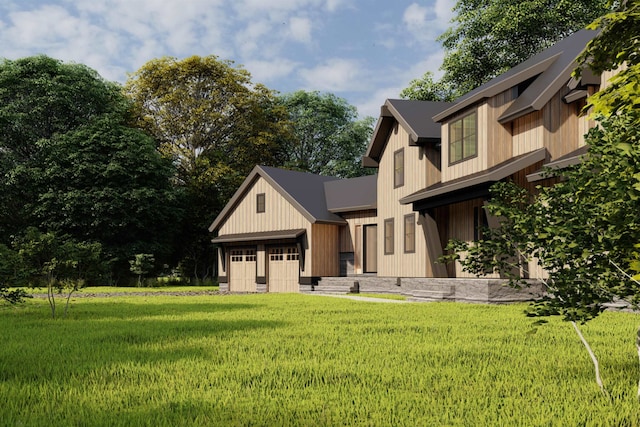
[208,29,606,300]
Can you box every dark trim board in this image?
[218,276,228,284]
[299,276,320,286]
[413,184,491,211]
[256,276,266,284]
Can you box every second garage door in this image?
[229,249,257,292]
[268,247,299,292]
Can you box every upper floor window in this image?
[256,193,265,213]
[394,148,404,188]
[449,111,477,165]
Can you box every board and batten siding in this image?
[377,123,432,277]
[543,87,587,160]
[311,223,340,276]
[217,176,312,273]
[339,210,377,253]
[487,89,516,166]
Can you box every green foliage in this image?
[33,115,182,277]
[129,254,155,287]
[1,295,638,425]
[576,0,640,121]
[439,0,609,93]
[443,0,640,325]
[278,90,375,178]
[0,55,128,239]
[125,56,291,279]
[445,111,640,323]
[0,244,29,304]
[12,228,106,317]
[399,71,457,101]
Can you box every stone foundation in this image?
[304,276,544,304]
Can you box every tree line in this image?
[0,54,374,293]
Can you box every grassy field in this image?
[1,292,639,426]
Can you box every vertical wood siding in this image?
[543,87,582,160]
[377,123,431,277]
[311,223,340,276]
[339,210,377,253]
[512,111,543,156]
[487,89,515,166]
[218,176,312,273]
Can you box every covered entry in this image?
[229,248,257,292]
[268,246,300,292]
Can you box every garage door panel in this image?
[268,247,299,292]
[230,249,256,292]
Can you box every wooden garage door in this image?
[229,249,256,292]
[268,247,299,292]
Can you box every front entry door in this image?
[363,225,377,273]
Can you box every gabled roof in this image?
[208,165,346,232]
[433,29,598,124]
[363,99,454,167]
[324,174,377,213]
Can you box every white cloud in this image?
[244,58,299,85]
[289,16,312,44]
[298,58,366,92]
[402,1,455,43]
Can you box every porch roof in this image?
[211,229,306,244]
[526,145,588,182]
[400,148,547,208]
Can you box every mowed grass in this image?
[1,293,639,426]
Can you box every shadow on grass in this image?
[1,299,287,383]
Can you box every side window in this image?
[384,218,394,255]
[394,148,404,188]
[404,214,415,253]
[257,193,265,213]
[449,111,477,164]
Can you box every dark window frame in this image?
[448,110,478,165]
[256,193,265,213]
[384,218,394,255]
[404,213,416,254]
[394,148,404,188]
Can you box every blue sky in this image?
[0,0,455,118]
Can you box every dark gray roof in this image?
[324,174,377,213]
[209,165,346,232]
[363,99,454,167]
[526,145,588,182]
[433,29,598,123]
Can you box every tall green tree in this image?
[0,55,127,239]
[278,90,375,178]
[125,56,291,279]
[437,0,608,94]
[0,55,183,282]
[33,116,182,279]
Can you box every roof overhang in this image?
[211,229,306,244]
[401,148,547,210]
[526,146,588,182]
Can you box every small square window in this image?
[257,193,265,213]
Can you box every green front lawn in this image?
[1,294,638,426]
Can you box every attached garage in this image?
[229,248,257,292]
[268,246,300,292]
